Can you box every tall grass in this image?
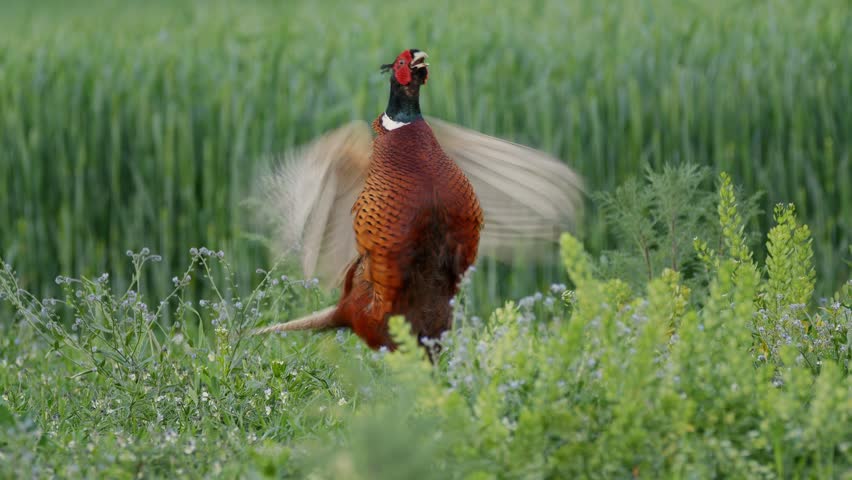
[1,0,849,304]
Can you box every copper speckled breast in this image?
[341,116,483,346]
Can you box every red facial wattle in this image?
[393,50,414,85]
[390,49,428,86]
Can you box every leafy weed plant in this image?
[1,171,849,478]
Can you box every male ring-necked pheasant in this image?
[254,48,583,349]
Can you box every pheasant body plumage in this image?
[253,48,585,351]
[335,116,483,347]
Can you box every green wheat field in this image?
[1,1,850,478]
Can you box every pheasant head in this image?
[381,49,429,125]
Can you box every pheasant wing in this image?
[426,116,585,259]
[256,121,372,286]
[256,117,585,286]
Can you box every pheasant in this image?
[254,48,584,350]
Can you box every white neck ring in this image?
[381,112,409,131]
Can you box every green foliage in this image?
[594,174,659,279]
[0,250,339,478]
[0,0,849,305]
[595,163,716,281]
[595,164,763,300]
[764,203,817,309]
[718,172,759,269]
[2,172,849,478]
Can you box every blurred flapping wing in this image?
[427,116,584,259]
[257,121,372,286]
[257,117,584,287]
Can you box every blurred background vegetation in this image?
[1,0,849,308]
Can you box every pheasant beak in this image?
[411,51,429,69]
